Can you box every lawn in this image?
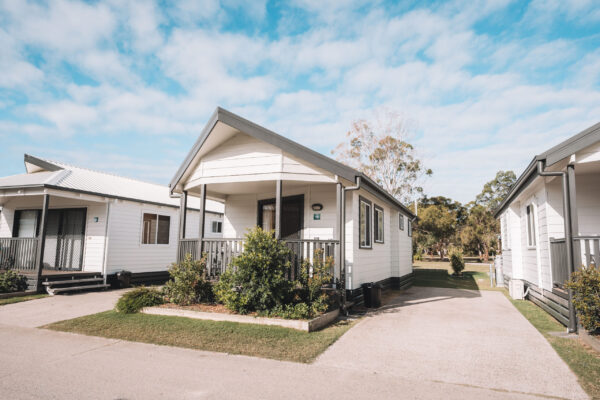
[0,293,47,306]
[44,311,356,363]
[413,260,497,291]
[508,296,600,399]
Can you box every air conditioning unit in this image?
[509,279,525,300]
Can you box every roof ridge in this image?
[31,155,170,189]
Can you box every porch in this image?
[177,179,345,283]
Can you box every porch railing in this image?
[550,238,568,286]
[0,237,39,271]
[178,238,339,280]
[574,236,600,268]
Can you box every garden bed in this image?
[142,305,340,332]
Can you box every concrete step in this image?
[46,283,110,296]
[42,277,103,286]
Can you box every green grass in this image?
[413,260,498,291]
[0,293,47,306]
[44,311,355,363]
[507,294,600,399]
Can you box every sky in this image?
[0,0,599,204]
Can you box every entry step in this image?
[46,283,111,295]
[42,277,103,286]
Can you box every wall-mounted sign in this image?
[313,213,321,220]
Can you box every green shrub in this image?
[214,227,293,314]
[116,287,164,314]
[566,266,600,333]
[163,254,213,306]
[0,270,28,293]
[413,253,423,261]
[449,247,465,276]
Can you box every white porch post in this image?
[177,190,188,262]
[198,184,206,257]
[275,180,282,240]
[566,163,579,332]
[35,194,49,292]
[335,182,343,283]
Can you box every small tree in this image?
[214,227,293,314]
[476,170,517,212]
[460,204,498,261]
[566,267,600,333]
[163,253,213,306]
[449,247,465,276]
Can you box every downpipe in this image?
[536,161,577,333]
[340,176,362,314]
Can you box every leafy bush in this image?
[214,227,293,314]
[163,254,213,306]
[116,287,164,313]
[0,270,28,293]
[413,253,423,261]
[566,266,600,333]
[449,247,465,276]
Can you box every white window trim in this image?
[525,204,537,249]
[399,213,404,231]
[140,211,171,246]
[374,204,384,244]
[359,196,372,249]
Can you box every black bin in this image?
[362,283,382,308]
[116,270,132,288]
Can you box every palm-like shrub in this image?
[163,253,213,305]
[214,227,293,314]
[116,287,163,313]
[449,247,465,276]
[566,266,600,333]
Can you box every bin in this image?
[116,270,132,288]
[362,283,382,308]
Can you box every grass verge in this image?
[44,311,355,363]
[413,260,498,291]
[0,293,47,306]
[507,294,600,399]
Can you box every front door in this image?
[258,195,304,239]
[43,208,87,270]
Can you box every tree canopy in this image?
[332,110,432,204]
[475,170,517,211]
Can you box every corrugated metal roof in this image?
[0,155,224,213]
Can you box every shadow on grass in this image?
[413,268,483,291]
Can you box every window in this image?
[212,221,222,233]
[142,213,170,244]
[526,204,536,247]
[399,214,404,231]
[407,219,412,237]
[13,210,40,238]
[359,197,372,248]
[374,205,384,243]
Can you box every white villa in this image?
[495,121,600,332]
[170,107,416,305]
[0,155,223,293]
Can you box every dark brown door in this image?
[258,195,304,239]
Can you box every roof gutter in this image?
[536,160,577,333]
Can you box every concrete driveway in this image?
[317,286,588,400]
[0,286,589,399]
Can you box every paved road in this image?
[0,286,589,399]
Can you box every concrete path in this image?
[0,287,589,399]
[317,286,588,400]
[0,289,126,327]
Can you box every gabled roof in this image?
[0,155,224,213]
[494,121,600,218]
[169,107,416,218]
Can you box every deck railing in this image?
[178,237,339,280]
[574,236,600,268]
[550,236,600,287]
[0,237,39,271]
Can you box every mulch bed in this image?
[158,303,236,314]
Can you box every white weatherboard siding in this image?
[344,193,354,290]
[398,213,413,277]
[182,210,223,239]
[0,207,14,237]
[106,200,179,274]
[188,133,335,186]
[575,173,600,235]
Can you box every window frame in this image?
[526,204,536,248]
[358,196,372,249]
[399,213,404,231]
[407,219,412,237]
[212,220,222,233]
[141,212,171,245]
[374,204,384,244]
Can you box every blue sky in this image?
[0,0,599,203]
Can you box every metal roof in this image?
[0,155,224,213]
[494,121,600,218]
[169,107,416,219]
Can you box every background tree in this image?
[475,170,517,211]
[332,109,432,204]
[411,196,463,259]
[459,204,499,261]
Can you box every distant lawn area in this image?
[44,311,356,363]
[0,293,47,306]
[413,260,497,291]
